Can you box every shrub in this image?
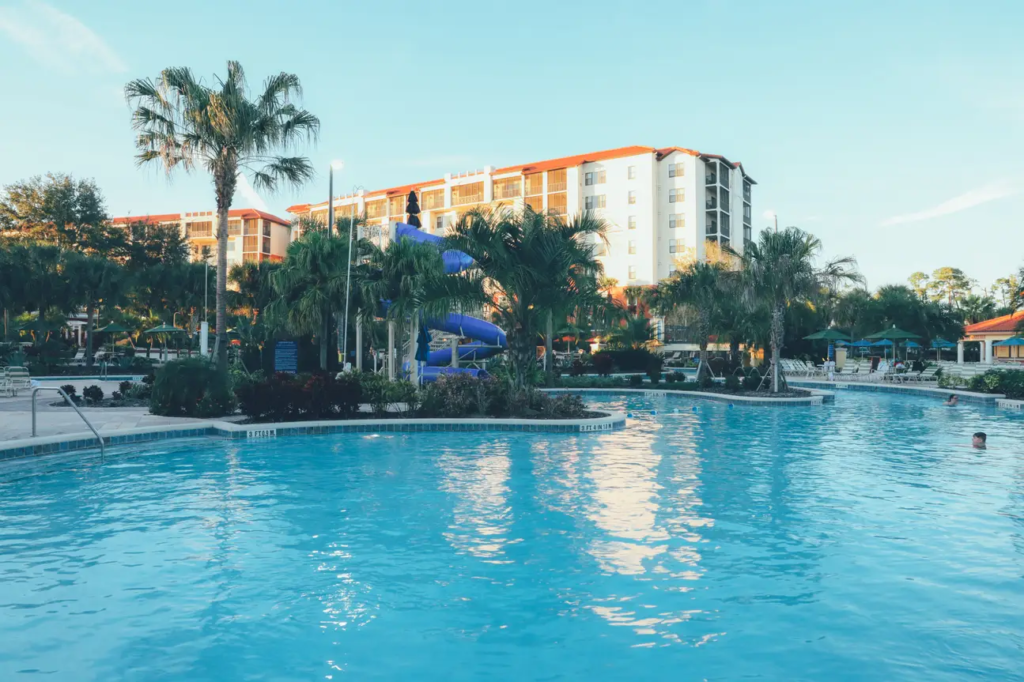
[592,352,614,377]
[605,348,657,372]
[543,393,587,418]
[569,359,585,377]
[235,372,364,422]
[628,374,644,386]
[419,373,490,418]
[82,385,104,404]
[666,371,688,383]
[360,374,417,417]
[112,391,123,401]
[698,372,714,389]
[724,374,741,391]
[967,369,1024,399]
[118,380,133,395]
[60,384,77,398]
[556,376,628,389]
[150,358,235,417]
[646,355,664,385]
[743,371,762,391]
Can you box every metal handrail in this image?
[31,387,105,457]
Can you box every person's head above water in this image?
[972,432,987,449]
[945,395,959,406]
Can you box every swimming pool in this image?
[1,392,1022,681]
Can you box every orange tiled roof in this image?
[965,310,1024,334]
[654,146,700,159]
[226,208,290,225]
[110,213,180,225]
[284,203,310,214]
[494,145,657,174]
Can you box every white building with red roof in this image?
[286,145,755,286]
[111,208,292,266]
[962,310,1024,364]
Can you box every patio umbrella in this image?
[802,329,852,341]
[144,324,186,361]
[867,326,920,360]
[929,337,956,362]
[96,322,133,357]
[993,336,1024,360]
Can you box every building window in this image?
[743,180,751,202]
[584,195,606,210]
[628,190,636,205]
[435,213,446,232]
[493,177,521,200]
[262,220,271,237]
[525,173,543,196]
[721,212,731,237]
[743,203,751,222]
[719,187,730,212]
[669,213,684,229]
[628,215,637,230]
[628,240,637,255]
[451,182,484,206]
[706,212,718,235]
[628,165,636,180]
[547,192,567,216]
[669,188,683,203]
[228,220,241,236]
[243,235,259,252]
[187,221,213,238]
[422,189,444,210]
[628,266,637,280]
[668,162,685,178]
[262,237,271,254]
[525,195,544,212]
[719,162,731,188]
[584,170,606,186]
[669,238,678,253]
[743,225,752,243]
[547,169,567,192]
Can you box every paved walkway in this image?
[0,393,205,441]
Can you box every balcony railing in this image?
[705,173,717,186]
[547,182,567,192]
[706,197,718,210]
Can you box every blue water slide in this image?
[394,223,508,372]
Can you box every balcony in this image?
[743,182,751,202]
[705,189,718,210]
[547,181,567,192]
[705,172,717,186]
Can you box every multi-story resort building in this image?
[111,208,292,265]
[286,145,755,286]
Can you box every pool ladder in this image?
[31,387,106,458]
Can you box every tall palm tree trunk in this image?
[213,165,236,369]
[545,311,554,386]
[770,305,785,393]
[85,302,95,368]
[320,307,330,370]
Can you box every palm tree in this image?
[959,293,997,325]
[654,260,725,380]
[731,228,861,392]
[608,313,657,350]
[442,207,607,390]
[63,252,124,366]
[268,230,357,371]
[125,61,319,369]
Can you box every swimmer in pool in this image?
[944,394,958,406]
[972,432,987,449]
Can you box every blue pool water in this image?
[1,391,1023,681]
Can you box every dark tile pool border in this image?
[788,379,1001,405]
[544,387,835,407]
[0,412,626,462]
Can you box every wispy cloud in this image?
[0,0,126,73]
[880,179,1020,227]
[235,173,269,212]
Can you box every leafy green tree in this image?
[0,173,108,247]
[908,271,930,299]
[732,228,861,392]
[654,260,726,379]
[0,241,33,339]
[126,61,320,369]
[927,267,974,307]
[992,274,1021,310]
[442,207,608,390]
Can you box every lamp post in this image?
[328,160,343,235]
[342,184,363,368]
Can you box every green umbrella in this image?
[16,318,63,333]
[866,326,921,361]
[95,322,133,358]
[144,324,186,361]
[803,329,852,341]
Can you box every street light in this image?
[341,183,364,369]
[328,160,344,235]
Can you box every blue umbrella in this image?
[930,338,956,349]
[873,339,893,347]
[905,341,921,348]
[993,336,1024,346]
[850,339,874,347]
[415,323,432,363]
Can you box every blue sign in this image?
[827,343,835,361]
[274,341,298,374]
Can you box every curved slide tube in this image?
[394,223,508,378]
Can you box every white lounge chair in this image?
[2,367,31,397]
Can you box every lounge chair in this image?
[1,367,32,397]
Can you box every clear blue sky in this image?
[1,0,1022,290]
